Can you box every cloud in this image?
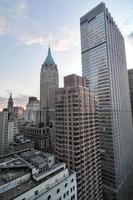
[19,26,80,51]
[128,32,133,39]
[0,0,79,51]
[53,27,80,51]
[0,16,5,35]
[19,32,48,46]
[127,31,133,44]
[0,97,7,110]
[14,94,28,107]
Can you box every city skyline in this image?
[0,0,133,110]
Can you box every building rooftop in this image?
[0,149,72,200]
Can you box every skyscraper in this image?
[7,93,14,120]
[80,3,133,200]
[55,74,102,200]
[40,46,59,125]
[0,110,8,155]
[128,69,133,120]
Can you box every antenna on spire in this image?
[48,44,51,53]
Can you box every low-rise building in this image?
[19,124,51,151]
[0,149,77,200]
[8,135,34,153]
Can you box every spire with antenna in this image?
[43,45,56,65]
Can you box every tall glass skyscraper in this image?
[80,3,133,200]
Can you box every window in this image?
[65,183,67,187]
[35,190,38,196]
[57,188,60,193]
[47,195,51,200]
[71,194,75,200]
[71,178,74,183]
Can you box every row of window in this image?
[22,181,75,200]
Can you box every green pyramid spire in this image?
[44,46,55,65]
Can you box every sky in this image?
[0,0,133,110]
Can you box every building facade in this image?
[8,121,18,144]
[13,106,25,119]
[8,134,34,153]
[55,74,102,200]
[0,110,8,155]
[40,47,59,125]
[128,69,133,120]
[80,3,133,200]
[26,97,39,123]
[0,149,77,200]
[0,94,23,155]
[19,124,51,151]
[0,110,20,155]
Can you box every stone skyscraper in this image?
[55,74,102,200]
[40,46,59,124]
[80,3,133,200]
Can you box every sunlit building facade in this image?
[55,74,102,200]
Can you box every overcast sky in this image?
[0,0,133,110]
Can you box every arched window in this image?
[65,183,68,188]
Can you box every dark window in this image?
[35,190,38,196]
[63,193,66,198]
[47,195,51,200]
[71,178,74,182]
[65,183,68,187]
[57,188,60,193]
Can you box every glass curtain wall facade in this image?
[80,3,133,200]
[128,69,133,120]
